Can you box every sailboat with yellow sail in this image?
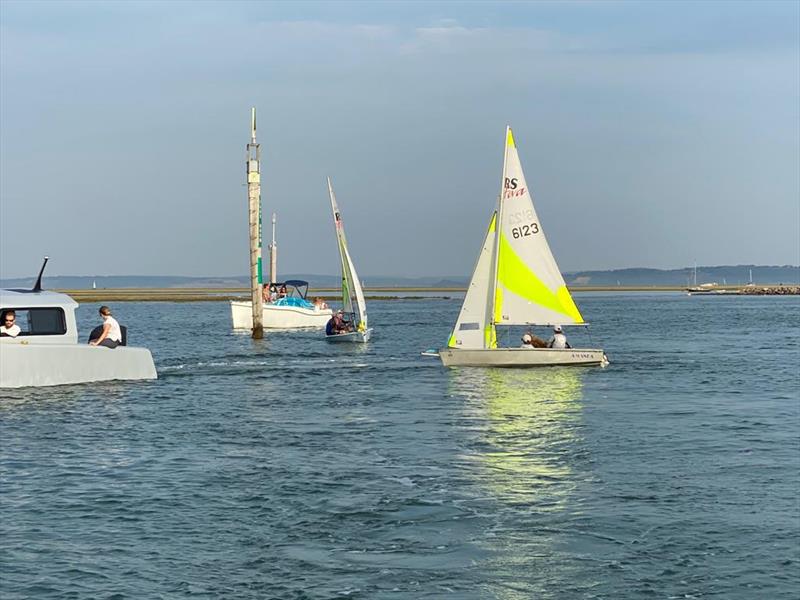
[438,126,608,367]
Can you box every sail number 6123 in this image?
[511,222,539,238]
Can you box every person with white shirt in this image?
[0,311,21,337]
[548,325,571,349]
[89,305,122,348]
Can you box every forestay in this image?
[327,177,368,331]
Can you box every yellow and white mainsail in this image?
[327,177,368,331]
[447,212,497,349]
[447,127,584,350]
[491,126,584,329]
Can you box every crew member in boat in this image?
[89,306,123,348]
[521,331,547,348]
[278,284,287,299]
[326,310,349,335]
[0,311,20,337]
[547,325,571,349]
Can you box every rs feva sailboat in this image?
[438,127,608,367]
[325,177,372,343]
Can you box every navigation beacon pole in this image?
[269,212,278,285]
[247,107,264,339]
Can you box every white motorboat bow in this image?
[0,258,157,388]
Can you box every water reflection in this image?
[450,368,587,599]
[452,367,586,507]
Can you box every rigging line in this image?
[585,324,597,347]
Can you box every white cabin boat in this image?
[230,279,332,329]
[0,270,157,388]
[438,127,608,368]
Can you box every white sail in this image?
[492,127,584,326]
[447,212,497,349]
[327,177,368,330]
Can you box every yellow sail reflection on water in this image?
[451,368,585,508]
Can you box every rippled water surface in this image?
[1,294,798,599]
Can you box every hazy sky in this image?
[1,0,798,278]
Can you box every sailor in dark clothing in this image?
[326,310,349,335]
[325,316,336,336]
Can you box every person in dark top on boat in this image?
[326,311,342,335]
[326,311,350,335]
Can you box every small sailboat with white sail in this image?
[325,177,372,343]
[438,126,607,367]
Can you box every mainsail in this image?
[492,127,584,328]
[327,177,367,331]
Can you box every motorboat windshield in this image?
[267,280,310,299]
[267,280,316,309]
[281,280,310,299]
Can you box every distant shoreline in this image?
[49,285,800,302]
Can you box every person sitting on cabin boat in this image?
[89,306,123,348]
[547,325,571,349]
[521,330,547,348]
[278,284,288,299]
[269,284,278,302]
[0,310,21,337]
[313,297,328,310]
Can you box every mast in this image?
[327,177,349,313]
[247,107,264,339]
[269,212,277,284]
[487,126,511,349]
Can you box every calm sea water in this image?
[1,294,798,599]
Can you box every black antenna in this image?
[32,256,49,292]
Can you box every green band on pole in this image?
[257,257,263,284]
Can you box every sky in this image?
[1,0,798,278]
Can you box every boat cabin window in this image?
[0,308,67,336]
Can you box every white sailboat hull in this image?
[0,343,157,388]
[325,328,373,343]
[230,301,332,329]
[438,347,608,368]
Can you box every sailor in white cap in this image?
[547,324,571,349]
